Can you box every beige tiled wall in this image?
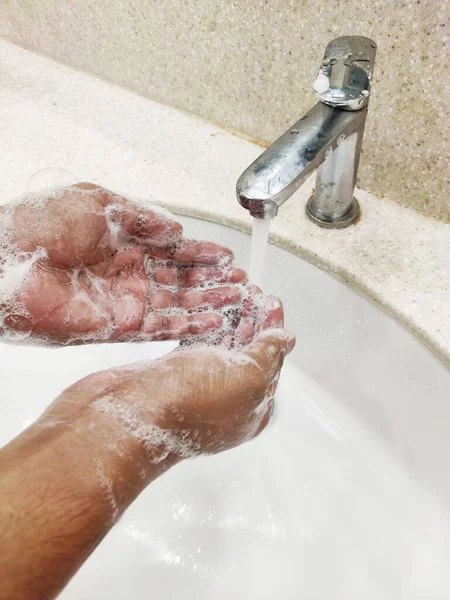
[1,0,449,220]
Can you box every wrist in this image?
[10,403,175,524]
[57,387,181,475]
[0,403,169,600]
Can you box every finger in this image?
[180,266,247,288]
[110,251,149,337]
[208,291,282,351]
[240,286,282,320]
[143,312,223,340]
[104,248,146,278]
[106,249,150,302]
[147,240,234,265]
[112,204,183,247]
[180,286,242,310]
[240,285,263,317]
[233,318,255,347]
[244,329,296,382]
[256,295,284,332]
[172,240,233,265]
[113,294,146,338]
[229,293,283,349]
[152,266,178,286]
[149,286,242,310]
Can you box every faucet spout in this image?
[236,36,376,227]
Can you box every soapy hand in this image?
[0,183,281,345]
[0,328,295,600]
[40,329,295,465]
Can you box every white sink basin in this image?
[1,216,450,599]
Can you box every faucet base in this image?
[306,196,360,229]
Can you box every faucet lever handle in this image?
[314,36,377,111]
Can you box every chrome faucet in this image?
[236,36,377,228]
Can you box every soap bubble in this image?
[25,168,79,193]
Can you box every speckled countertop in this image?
[0,40,449,366]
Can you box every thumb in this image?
[74,183,184,248]
[243,329,296,382]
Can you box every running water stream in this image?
[249,218,271,287]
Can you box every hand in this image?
[0,183,279,345]
[0,329,294,599]
[40,329,295,466]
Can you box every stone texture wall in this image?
[1,0,448,220]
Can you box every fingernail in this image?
[232,268,247,282]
